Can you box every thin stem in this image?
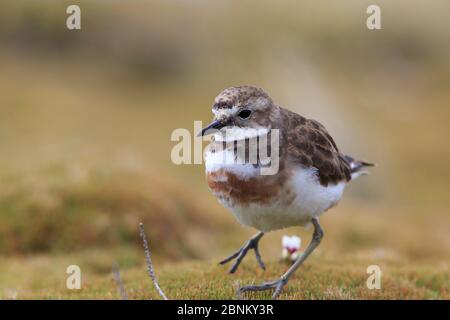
[112,262,129,300]
[139,222,168,300]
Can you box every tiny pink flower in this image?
[281,235,301,262]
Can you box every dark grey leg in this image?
[238,218,323,299]
[219,232,265,273]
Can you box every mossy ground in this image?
[1,248,447,299]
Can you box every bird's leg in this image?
[238,218,323,299]
[219,232,265,273]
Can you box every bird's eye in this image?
[238,109,252,119]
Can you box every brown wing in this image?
[285,111,351,186]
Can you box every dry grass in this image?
[0,252,447,300]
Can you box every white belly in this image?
[212,165,346,232]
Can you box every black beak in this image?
[198,119,226,137]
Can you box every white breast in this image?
[205,147,259,179]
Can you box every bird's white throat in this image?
[213,126,269,142]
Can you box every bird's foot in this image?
[219,233,265,273]
[238,277,287,300]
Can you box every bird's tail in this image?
[343,155,375,180]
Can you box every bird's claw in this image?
[238,277,287,300]
[219,236,265,273]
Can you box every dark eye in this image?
[238,109,252,119]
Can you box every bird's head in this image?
[199,86,279,140]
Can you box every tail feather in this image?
[344,155,375,180]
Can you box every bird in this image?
[199,85,373,299]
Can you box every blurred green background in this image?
[0,0,448,299]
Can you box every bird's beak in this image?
[198,119,226,137]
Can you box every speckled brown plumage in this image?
[213,86,272,110]
[282,108,352,186]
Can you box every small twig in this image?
[112,262,129,300]
[235,280,245,300]
[139,222,168,300]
